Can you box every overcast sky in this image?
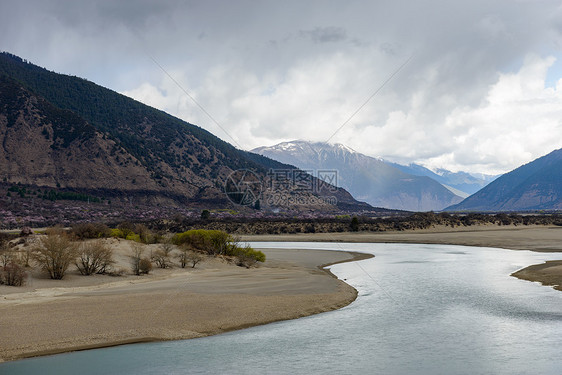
[2,0,562,174]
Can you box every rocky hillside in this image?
[446,148,562,211]
[0,52,371,213]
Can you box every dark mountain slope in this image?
[0,52,259,179]
[446,148,562,211]
[0,52,370,212]
[0,75,184,201]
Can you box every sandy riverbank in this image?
[511,260,562,291]
[241,224,562,252]
[242,224,562,291]
[0,238,369,363]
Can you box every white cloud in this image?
[5,0,562,175]
[122,53,562,174]
[375,55,562,174]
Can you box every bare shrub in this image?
[139,258,152,274]
[18,248,32,267]
[71,223,110,240]
[33,233,78,280]
[152,249,170,269]
[75,240,114,275]
[177,246,204,269]
[0,250,14,268]
[160,241,174,255]
[152,242,174,268]
[107,267,127,277]
[1,262,27,286]
[177,245,189,268]
[130,243,143,275]
[129,242,154,275]
[187,252,203,268]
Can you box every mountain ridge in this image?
[389,163,498,196]
[253,140,464,211]
[0,52,371,213]
[446,148,562,211]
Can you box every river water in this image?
[2,242,562,375]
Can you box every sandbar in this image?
[0,240,369,362]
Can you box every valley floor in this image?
[0,240,366,363]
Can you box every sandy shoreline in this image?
[242,224,562,291]
[241,224,562,252]
[0,244,369,363]
[511,260,562,291]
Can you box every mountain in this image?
[390,163,498,196]
[0,52,371,213]
[252,141,463,211]
[446,148,562,211]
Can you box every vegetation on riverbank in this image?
[156,212,562,235]
[0,225,265,286]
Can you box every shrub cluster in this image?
[129,243,153,275]
[1,262,27,286]
[177,249,203,268]
[110,222,159,244]
[32,231,78,280]
[75,240,114,275]
[71,223,110,240]
[232,245,266,268]
[156,212,562,235]
[173,229,265,266]
[0,236,29,286]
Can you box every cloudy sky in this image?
[2,0,562,174]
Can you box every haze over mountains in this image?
[253,141,470,211]
[447,148,562,211]
[389,163,498,197]
[0,52,371,213]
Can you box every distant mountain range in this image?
[447,148,562,211]
[253,141,468,211]
[0,52,371,213]
[390,163,498,197]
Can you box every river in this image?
[2,242,562,374]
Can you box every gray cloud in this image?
[299,27,348,44]
[1,0,562,174]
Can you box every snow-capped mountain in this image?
[252,141,463,211]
